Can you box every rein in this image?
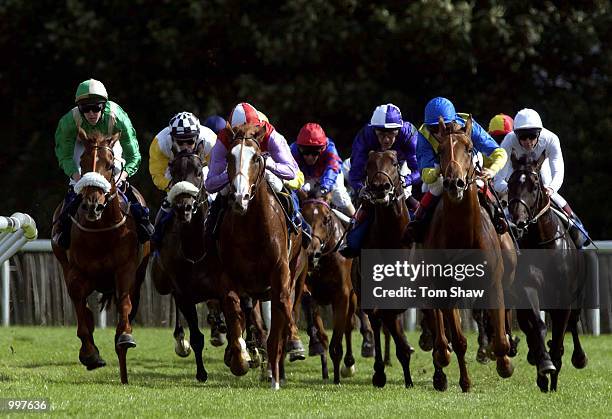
[303,199,346,260]
[364,162,404,205]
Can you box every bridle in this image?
[229,134,266,201]
[303,199,345,267]
[169,151,206,214]
[441,133,478,192]
[364,158,404,204]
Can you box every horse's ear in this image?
[536,150,546,170]
[109,131,121,148]
[465,115,473,138]
[77,128,88,143]
[438,116,446,135]
[510,149,519,168]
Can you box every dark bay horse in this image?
[422,117,516,392]
[299,193,357,383]
[216,123,308,389]
[507,151,587,392]
[51,129,150,384]
[150,145,222,382]
[351,150,415,388]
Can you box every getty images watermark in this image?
[360,249,599,310]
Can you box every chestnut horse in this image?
[216,123,308,389]
[150,145,223,382]
[507,151,587,392]
[351,150,415,388]
[51,129,150,384]
[422,117,516,392]
[299,193,357,383]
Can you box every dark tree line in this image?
[1,0,610,238]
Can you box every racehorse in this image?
[299,192,357,383]
[216,123,308,389]
[422,117,516,392]
[150,145,222,382]
[51,129,150,384]
[507,150,587,392]
[351,150,415,388]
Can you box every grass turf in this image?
[0,326,610,418]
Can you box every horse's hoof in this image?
[271,378,280,390]
[537,373,549,392]
[571,351,588,369]
[196,370,208,383]
[116,333,136,349]
[341,364,356,378]
[496,357,514,378]
[433,371,448,392]
[210,332,226,347]
[476,348,490,364]
[286,339,306,362]
[80,353,106,370]
[175,339,191,358]
[538,359,556,376]
[230,356,249,376]
[361,342,375,358]
[419,332,433,352]
[309,341,325,357]
[459,379,471,393]
[372,371,386,388]
[508,336,520,357]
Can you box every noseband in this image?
[507,169,551,228]
[364,161,403,203]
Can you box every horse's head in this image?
[364,150,402,205]
[225,124,267,215]
[77,129,120,221]
[167,145,207,223]
[507,150,547,238]
[437,116,475,202]
[301,197,335,267]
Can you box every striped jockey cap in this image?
[229,102,262,127]
[370,104,403,129]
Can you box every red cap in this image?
[297,123,327,147]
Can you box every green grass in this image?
[0,327,610,418]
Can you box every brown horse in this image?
[507,151,587,392]
[422,117,516,392]
[52,129,150,384]
[150,145,223,382]
[299,193,357,383]
[216,123,308,389]
[351,150,415,388]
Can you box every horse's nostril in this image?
[456,178,465,189]
[384,182,391,191]
[443,179,450,189]
[95,204,105,212]
[244,194,250,201]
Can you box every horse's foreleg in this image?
[569,309,587,369]
[385,313,414,388]
[429,308,449,392]
[311,307,329,380]
[173,300,191,358]
[358,309,374,358]
[369,314,386,388]
[223,289,249,376]
[548,309,571,392]
[444,309,470,392]
[330,292,349,384]
[383,325,392,366]
[342,289,357,376]
[176,296,207,382]
[472,309,489,363]
[115,269,137,385]
[489,306,513,379]
[66,272,105,370]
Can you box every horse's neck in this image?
[533,207,562,246]
[441,185,482,243]
[178,206,207,248]
[372,196,408,244]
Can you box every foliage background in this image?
[1,0,610,238]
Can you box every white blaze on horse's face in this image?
[230,142,257,214]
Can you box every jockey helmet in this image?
[75,79,108,103]
[370,104,403,129]
[488,114,514,136]
[513,108,543,130]
[297,123,327,148]
[424,97,456,125]
[169,112,201,139]
[203,115,227,134]
[229,102,263,127]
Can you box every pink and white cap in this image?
[229,102,262,127]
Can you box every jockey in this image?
[405,97,509,241]
[54,79,154,248]
[290,122,355,216]
[488,113,514,144]
[339,104,420,258]
[493,108,590,247]
[205,102,310,247]
[203,115,227,135]
[149,111,217,246]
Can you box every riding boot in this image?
[204,194,226,250]
[560,204,590,248]
[339,205,372,259]
[402,192,440,245]
[151,201,174,250]
[130,202,155,243]
[56,188,82,249]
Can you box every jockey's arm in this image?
[114,105,141,177]
[204,141,230,193]
[149,136,171,191]
[470,120,507,178]
[416,134,440,184]
[199,127,217,164]
[265,131,298,181]
[348,129,369,192]
[492,135,513,193]
[399,125,421,186]
[319,142,342,191]
[545,133,564,193]
[54,111,79,178]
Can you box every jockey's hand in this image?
[544,187,554,197]
[71,172,81,182]
[117,171,129,190]
[480,167,496,181]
